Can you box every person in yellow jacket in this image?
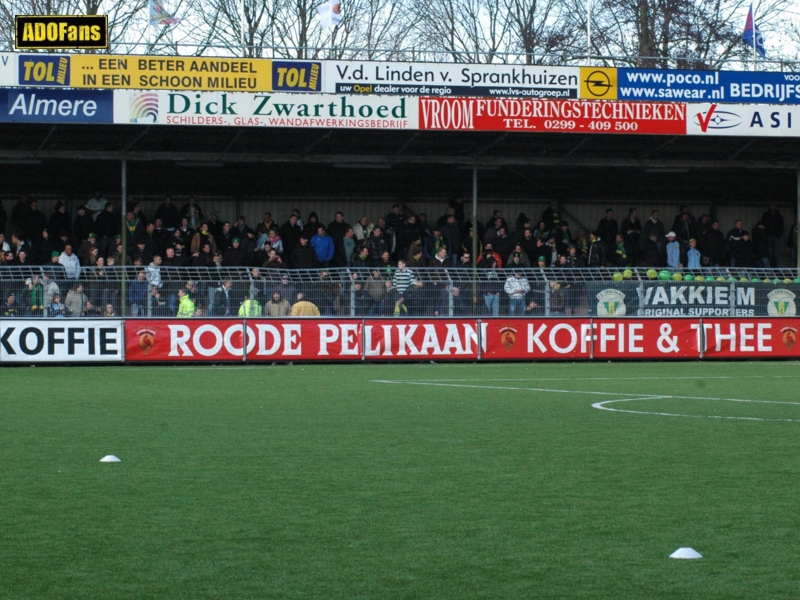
[238,293,262,317]
[176,288,195,318]
[290,292,320,316]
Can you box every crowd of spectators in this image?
[0,194,796,318]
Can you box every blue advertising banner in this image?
[0,88,113,123]
[618,68,800,104]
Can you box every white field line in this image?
[371,380,800,423]
[592,398,800,423]
[412,375,800,382]
[369,380,656,397]
[370,380,796,403]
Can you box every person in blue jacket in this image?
[665,231,682,268]
[686,238,701,269]
[311,225,335,267]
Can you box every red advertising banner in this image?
[364,319,482,360]
[482,318,592,359]
[245,319,362,361]
[700,319,800,358]
[121,317,800,363]
[591,319,700,359]
[125,319,245,362]
[419,97,687,134]
[126,318,362,361]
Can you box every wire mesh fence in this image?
[0,266,797,318]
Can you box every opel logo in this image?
[584,70,612,97]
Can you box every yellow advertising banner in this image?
[68,55,272,92]
[579,67,617,100]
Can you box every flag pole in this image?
[753,3,757,72]
[587,0,591,64]
[240,0,246,57]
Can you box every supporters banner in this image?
[585,282,640,316]
[0,88,113,123]
[364,319,483,360]
[114,90,416,129]
[482,318,592,359]
[326,61,581,99]
[686,103,800,137]
[0,319,123,362]
[619,68,800,105]
[418,97,687,134]
[0,53,16,87]
[245,319,362,361]
[17,53,272,92]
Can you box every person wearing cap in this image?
[223,237,246,266]
[176,288,196,318]
[78,232,98,264]
[3,291,19,317]
[665,231,681,268]
[272,275,296,302]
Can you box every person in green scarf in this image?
[25,276,44,314]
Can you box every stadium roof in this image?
[0,122,797,203]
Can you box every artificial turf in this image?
[1,362,799,599]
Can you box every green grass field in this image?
[2,361,800,599]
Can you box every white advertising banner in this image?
[0,319,124,363]
[686,102,800,137]
[0,53,16,87]
[324,61,580,99]
[113,90,417,129]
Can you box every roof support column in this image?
[121,159,127,316]
[472,164,478,305]
[796,167,800,272]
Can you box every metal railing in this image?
[7,43,800,71]
[0,266,796,319]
